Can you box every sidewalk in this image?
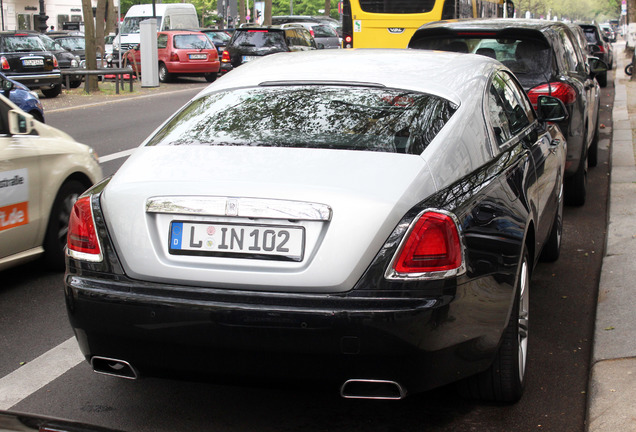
[586,41,636,431]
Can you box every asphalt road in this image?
[0,73,614,432]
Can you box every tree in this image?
[82,0,118,92]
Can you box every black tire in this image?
[458,249,530,403]
[158,63,172,83]
[204,72,218,83]
[42,180,86,271]
[540,185,563,262]
[588,111,600,168]
[69,80,82,89]
[597,71,607,88]
[564,151,587,206]
[625,63,633,76]
[41,84,62,98]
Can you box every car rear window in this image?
[2,35,46,52]
[312,25,337,38]
[173,34,212,49]
[232,30,287,50]
[410,36,553,77]
[581,27,600,44]
[146,86,457,154]
[359,0,436,13]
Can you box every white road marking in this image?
[0,337,84,410]
[99,148,136,163]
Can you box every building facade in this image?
[1,0,105,32]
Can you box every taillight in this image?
[1,56,9,70]
[595,44,605,53]
[170,52,179,62]
[221,50,230,63]
[67,196,103,262]
[53,56,58,68]
[387,211,463,278]
[527,82,576,109]
[310,29,315,37]
[344,35,352,48]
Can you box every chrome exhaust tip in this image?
[340,379,407,400]
[91,356,139,380]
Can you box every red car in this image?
[126,31,220,83]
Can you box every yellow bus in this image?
[341,0,514,48]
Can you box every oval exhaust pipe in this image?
[340,379,407,400]
[91,356,138,380]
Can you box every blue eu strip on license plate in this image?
[170,222,184,250]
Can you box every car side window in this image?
[488,86,513,146]
[559,29,580,73]
[157,34,168,49]
[492,73,531,136]
[501,72,535,124]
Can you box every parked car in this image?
[281,22,341,49]
[600,23,617,43]
[65,49,567,402]
[579,22,613,82]
[409,18,607,206]
[33,32,82,88]
[272,14,342,38]
[0,78,102,272]
[125,30,220,82]
[199,28,232,57]
[0,31,62,98]
[47,31,89,66]
[0,71,45,122]
[221,25,316,73]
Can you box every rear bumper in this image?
[64,270,509,393]
[6,72,62,89]
[166,60,220,74]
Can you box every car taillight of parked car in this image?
[53,56,59,68]
[0,57,9,70]
[67,196,103,262]
[221,50,230,63]
[527,82,576,110]
[390,211,463,275]
[170,52,179,62]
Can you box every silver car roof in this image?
[199,49,500,105]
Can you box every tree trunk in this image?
[264,0,272,25]
[95,0,107,67]
[324,0,330,16]
[239,0,246,24]
[81,0,99,91]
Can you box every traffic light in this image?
[34,13,49,33]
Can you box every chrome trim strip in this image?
[146,196,332,221]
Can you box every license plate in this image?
[189,53,207,60]
[169,221,305,261]
[242,55,257,63]
[22,58,44,66]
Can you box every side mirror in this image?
[1,78,14,92]
[8,110,35,135]
[536,96,568,123]
[588,56,608,76]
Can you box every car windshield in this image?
[3,35,46,52]
[582,27,600,44]
[146,86,457,154]
[57,37,85,50]
[411,36,553,77]
[232,30,286,49]
[173,34,212,49]
[121,16,161,34]
[38,35,63,51]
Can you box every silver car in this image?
[65,49,567,402]
[282,22,341,49]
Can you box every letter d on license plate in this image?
[169,221,305,261]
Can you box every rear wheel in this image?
[588,112,600,168]
[41,84,62,98]
[69,80,82,89]
[158,63,172,83]
[458,249,530,403]
[43,180,86,270]
[597,71,607,88]
[204,72,218,82]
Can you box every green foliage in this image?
[271,0,338,19]
[513,0,621,22]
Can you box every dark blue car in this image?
[0,71,45,122]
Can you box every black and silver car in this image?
[0,31,62,98]
[65,49,567,403]
[220,25,316,73]
[579,22,613,85]
[409,18,607,206]
[33,32,82,88]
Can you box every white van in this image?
[113,3,199,52]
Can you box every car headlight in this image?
[28,91,40,100]
[80,59,87,69]
[71,58,79,68]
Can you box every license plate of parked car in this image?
[169,221,305,260]
[242,56,257,62]
[22,58,44,66]
[189,53,207,60]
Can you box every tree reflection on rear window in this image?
[145,86,457,155]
